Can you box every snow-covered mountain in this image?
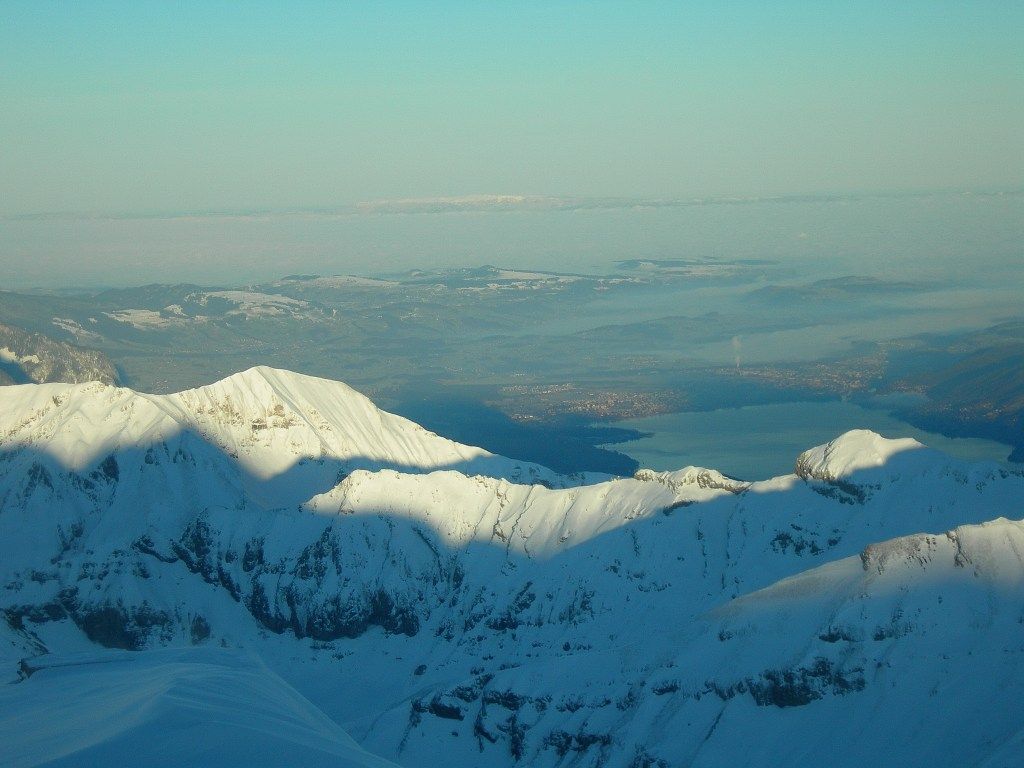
[1,648,400,767]
[1,368,1022,767]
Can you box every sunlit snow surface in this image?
[1,368,1023,767]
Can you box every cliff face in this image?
[2,369,1023,767]
[0,322,118,386]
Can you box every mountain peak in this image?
[0,367,585,496]
[198,365,363,400]
[795,429,928,483]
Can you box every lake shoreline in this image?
[596,397,1018,481]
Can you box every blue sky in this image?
[1,1,1021,215]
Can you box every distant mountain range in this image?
[2,368,1023,766]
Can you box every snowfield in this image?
[1,648,399,767]
[1,367,1022,767]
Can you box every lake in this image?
[606,399,1015,481]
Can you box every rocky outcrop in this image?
[0,322,118,386]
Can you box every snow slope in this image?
[1,647,398,768]
[369,516,1024,767]
[1,368,1023,767]
[0,366,584,506]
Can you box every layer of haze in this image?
[2,1,1022,223]
[2,192,1022,289]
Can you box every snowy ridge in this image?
[383,515,1024,767]
[795,428,935,484]
[1,369,1023,767]
[0,366,585,499]
[2,648,399,767]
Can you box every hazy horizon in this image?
[5,2,1021,289]
[2,189,1021,289]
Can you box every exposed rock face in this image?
[0,322,118,386]
[2,371,1024,767]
